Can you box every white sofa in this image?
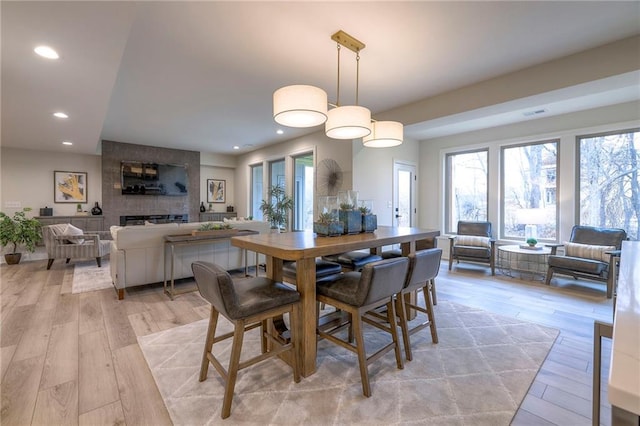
[109,220,271,299]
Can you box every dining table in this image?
[231,225,440,377]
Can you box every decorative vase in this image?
[200,202,206,213]
[91,202,103,216]
[362,214,377,233]
[339,209,362,234]
[313,221,344,237]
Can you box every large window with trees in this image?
[578,128,639,240]
[445,149,488,233]
[501,140,558,241]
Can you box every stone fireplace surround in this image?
[101,141,200,229]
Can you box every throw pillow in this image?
[564,242,616,262]
[455,235,490,248]
[64,224,85,244]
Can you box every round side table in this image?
[497,244,552,280]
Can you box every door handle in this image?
[395,214,402,218]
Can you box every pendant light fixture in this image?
[273,30,403,147]
[363,120,403,147]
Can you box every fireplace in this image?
[119,214,189,226]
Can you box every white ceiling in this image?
[2,1,639,156]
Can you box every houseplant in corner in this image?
[0,207,41,265]
[260,184,294,232]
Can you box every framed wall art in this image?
[54,171,87,203]
[207,179,226,203]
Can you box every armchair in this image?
[544,225,626,298]
[42,224,111,270]
[449,221,496,275]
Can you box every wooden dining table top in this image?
[231,225,440,259]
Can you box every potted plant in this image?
[313,212,344,237]
[339,202,362,234]
[526,237,538,247]
[359,201,377,233]
[0,207,41,265]
[260,184,294,232]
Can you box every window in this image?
[293,153,314,231]
[501,140,558,240]
[250,164,263,220]
[578,128,640,240]
[445,149,488,233]
[269,159,285,189]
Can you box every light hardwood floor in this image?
[1,257,614,425]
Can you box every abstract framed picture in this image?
[54,171,87,203]
[207,179,225,203]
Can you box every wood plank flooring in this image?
[1,258,614,425]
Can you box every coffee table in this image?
[497,244,552,280]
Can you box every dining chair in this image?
[397,248,442,361]
[191,261,301,419]
[315,257,409,397]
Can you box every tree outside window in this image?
[578,129,640,240]
[501,140,558,240]
[445,150,488,233]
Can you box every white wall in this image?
[1,147,102,217]
[200,165,235,212]
[419,101,640,242]
[353,137,420,226]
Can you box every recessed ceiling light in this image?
[62,141,73,146]
[233,145,240,150]
[34,45,59,59]
[276,129,284,135]
[53,112,68,119]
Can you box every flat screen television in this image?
[121,161,188,196]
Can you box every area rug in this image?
[71,259,113,294]
[139,301,558,425]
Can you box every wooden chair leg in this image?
[386,300,404,370]
[222,321,245,419]
[544,268,553,286]
[200,308,219,381]
[430,278,437,305]
[352,309,371,397]
[397,293,412,361]
[424,285,438,344]
[47,259,54,270]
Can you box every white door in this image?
[393,162,416,227]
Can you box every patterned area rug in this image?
[139,300,558,425]
[71,259,113,294]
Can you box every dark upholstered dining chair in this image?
[545,225,627,299]
[315,257,409,397]
[397,248,442,361]
[191,261,301,419]
[449,221,496,275]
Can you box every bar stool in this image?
[323,251,383,272]
[396,248,442,361]
[282,258,342,285]
[191,261,301,419]
[316,257,409,397]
